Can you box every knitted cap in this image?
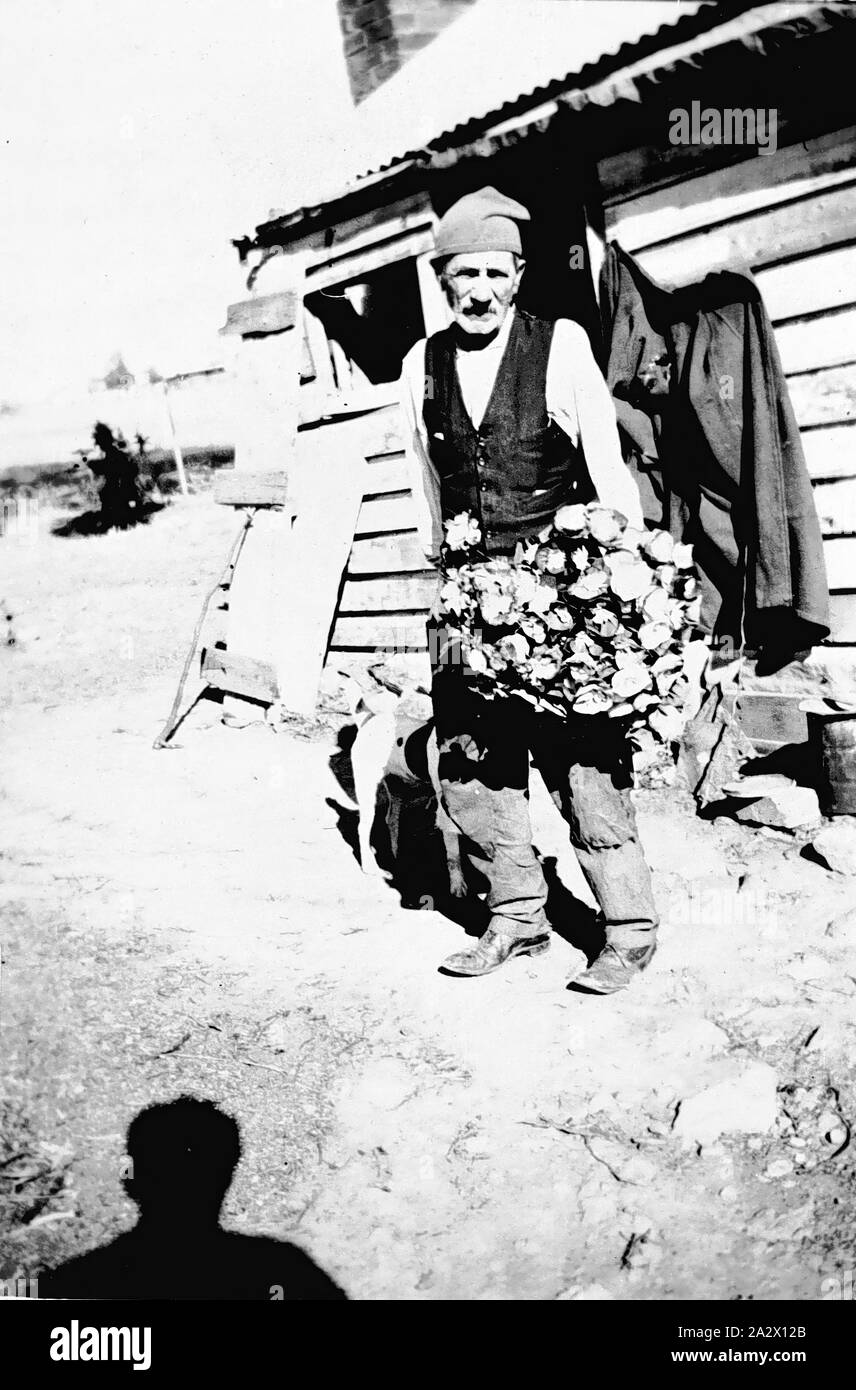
[433,186,530,259]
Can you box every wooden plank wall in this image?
[601,125,856,655]
[325,402,438,668]
[322,125,856,681]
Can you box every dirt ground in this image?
[2,489,856,1301]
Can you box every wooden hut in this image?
[222,0,856,745]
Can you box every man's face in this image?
[439,251,524,337]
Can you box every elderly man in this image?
[399,187,659,994]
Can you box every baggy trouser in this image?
[434,677,659,947]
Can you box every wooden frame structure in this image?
[219,2,856,738]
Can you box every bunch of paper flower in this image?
[437,503,703,744]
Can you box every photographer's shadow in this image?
[39,1097,346,1301]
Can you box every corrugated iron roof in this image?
[272,0,716,215]
[258,1,850,232]
[351,0,714,173]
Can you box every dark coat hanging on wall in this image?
[598,242,829,667]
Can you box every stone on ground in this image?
[825,905,856,948]
[733,786,821,831]
[672,1059,779,1147]
[811,819,856,874]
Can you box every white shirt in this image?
[399,311,644,562]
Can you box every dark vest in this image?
[423,311,595,555]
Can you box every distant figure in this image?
[89,422,143,530]
[39,1097,346,1300]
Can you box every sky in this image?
[0,0,356,402]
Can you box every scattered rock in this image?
[647,1120,672,1139]
[621,1230,663,1271]
[739,856,822,898]
[785,954,835,983]
[672,1059,778,1147]
[811,819,856,874]
[723,774,797,799]
[778,1083,851,1162]
[825,905,856,948]
[733,786,821,831]
[317,668,362,715]
[699,1140,727,1159]
[641,818,729,881]
[584,1089,621,1117]
[763,1158,794,1180]
[585,1136,658,1186]
[651,1014,730,1063]
[718,1184,738,1202]
[778,1203,814,1239]
[344,1056,415,1113]
[556,1282,615,1301]
[738,1004,804,1048]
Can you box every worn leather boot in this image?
[570,940,657,995]
[441,928,550,977]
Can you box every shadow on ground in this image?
[51,500,167,538]
[326,727,600,955]
[39,1097,346,1300]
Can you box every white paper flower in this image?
[530,656,560,682]
[513,540,540,564]
[611,664,651,698]
[605,554,652,602]
[498,633,530,664]
[537,546,567,575]
[570,631,599,662]
[639,620,672,650]
[685,596,703,625]
[589,606,619,638]
[655,668,680,696]
[618,526,647,552]
[480,591,514,625]
[437,505,695,735]
[569,567,609,600]
[520,616,547,644]
[659,598,684,631]
[642,586,670,622]
[439,580,466,615]
[649,705,684,742]
[645,530,675,564]
[444,513,482,550]
[586,506,626,545]
[573,684,614,715]
[512,570,540,604]
[608,700,635,719]
[528,581,557,616]
[553,503,588,534]
[545,606,574,630]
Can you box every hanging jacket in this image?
[598,242,829,663]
